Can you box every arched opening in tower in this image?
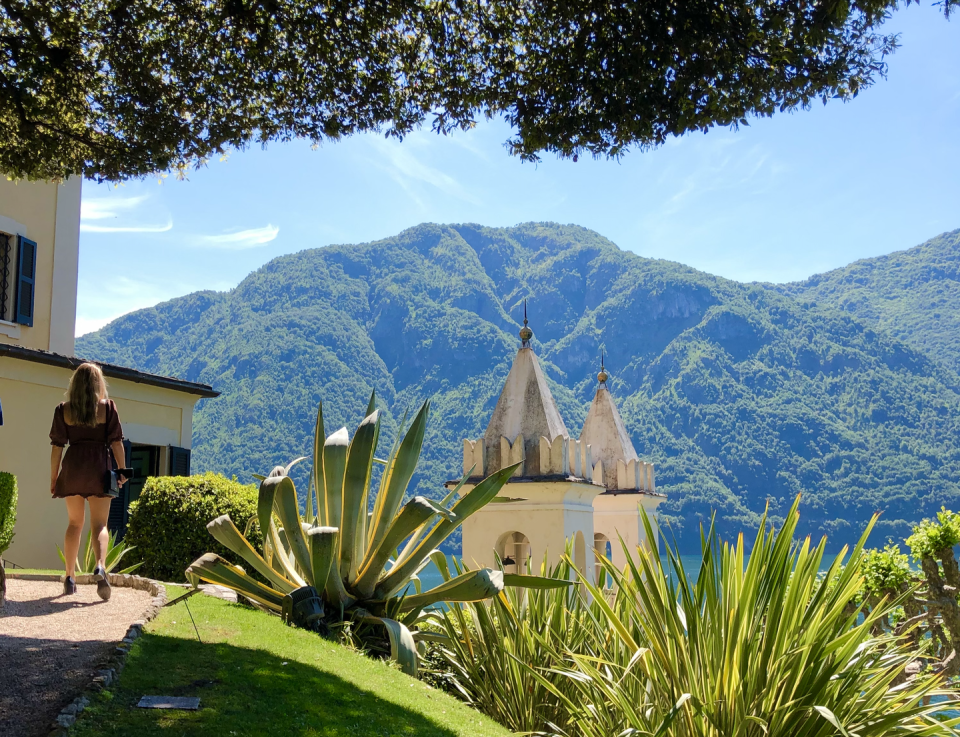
[496,530,532,574]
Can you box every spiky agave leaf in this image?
[322,428,349,534]
[206,514,298,593]
[186,553,285,611]
[312,402,326,525]
[339,410,380,584]
[375,463,520,598]
[354,496,453,598]
[307,525,338,598]
[367,401,428,555]
[360,615,418,676]
[389,568,505,612]
[396,471,469,565]
[267,475,315,584]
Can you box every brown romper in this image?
[50,400,124,499]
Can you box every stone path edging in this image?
[6,572,167,736]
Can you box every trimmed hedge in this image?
[126,473,261,582]
[0,472,16,555]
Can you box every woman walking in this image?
[49,363,127,599]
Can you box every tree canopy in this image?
[1,0,953,181]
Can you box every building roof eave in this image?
[0,343,220,398]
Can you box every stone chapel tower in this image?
[584,356,663,573]
[453,308,664,585]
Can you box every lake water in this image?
[414,554,712,592]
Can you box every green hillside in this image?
[777,229,960,374]
[78,223,960,552]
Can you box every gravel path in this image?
[0,578,152,737]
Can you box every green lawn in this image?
[8,568,64,575]
[71,586,512,737]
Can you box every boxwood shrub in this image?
[126,473,261,582]
[0,471,17,556]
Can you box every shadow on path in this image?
[0,635,114,737]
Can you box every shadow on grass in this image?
[72,632,480,737]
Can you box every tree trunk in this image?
[920,549,960,677]
[0,563,6,607]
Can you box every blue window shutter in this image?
[169,446,191,476]
[15,235,37,327]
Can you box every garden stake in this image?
[163,588,203,643]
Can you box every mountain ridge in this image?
[78,222,960,552]
[775,228,960,374]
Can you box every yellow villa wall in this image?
[0,358,200,569]
[0,177,81,355]
[592,492,663,572]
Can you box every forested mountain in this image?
[78,223,960,552]
[777,229,960,374]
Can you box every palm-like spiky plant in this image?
[428,498,960,736]
[57,529,142,575]
[186,395,566,675]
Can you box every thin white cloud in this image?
[368,136,482,206]
[192,224,279,249]
[80,194,149,221]
[80,218,173,234]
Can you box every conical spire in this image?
[580,357,639,486]
[483,305,568,476]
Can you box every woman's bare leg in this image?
[64,496,86,578]
[88,497,112,571]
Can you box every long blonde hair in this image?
[67,363,108,427]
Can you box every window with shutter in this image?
[169,446,192,476]
[15,235,37,326]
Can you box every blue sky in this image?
[77,4,959,336]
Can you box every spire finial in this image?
[598,350,608,384]
[519,299,533,347]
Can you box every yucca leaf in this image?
[502,573,573,589]
[185,553,285,611]
[322,427,349,534]
[360,615,417,676]
[375,462,519,598]
[366,388,377,416]
[390,568,505,612]
[206,514,298,593]
[339,410,380,584]
[307,526,338,597]
[312,402,326,526]
[269,475,314,583]
[355,496,449,598]
[368,401,429,554]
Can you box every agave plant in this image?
[57,529,143,575]
[186,395,567,675]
